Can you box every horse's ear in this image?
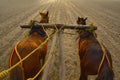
[78,16,80,19]
[46,11,49,16]
[84,17,87,20]
[39,12,43,15]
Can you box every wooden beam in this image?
[20,23,97,30]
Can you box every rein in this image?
[97,42,112,74]
[10,42,22,67]
[15,42,23,67]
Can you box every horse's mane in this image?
[79,30,97,40]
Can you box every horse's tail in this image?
[96,50,114,80]
[97,64,114,80]
[9,66,25,80]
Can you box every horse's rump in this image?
[9,38,47,79]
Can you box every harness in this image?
[29,28,46,38]
[29,20,47,38]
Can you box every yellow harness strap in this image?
[95,36,111,74]
[15,42,23,67]
[98,44,106,74]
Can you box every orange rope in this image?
[98,44,106,74]
[9,48,15,67]
[105,52,112,68]
[97,43,112,74]
[14,42,23,67]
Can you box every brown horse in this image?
[9,11,49,80]
[77,17,114,80]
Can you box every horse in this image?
[77,17,114,80]
[9,11,49,80]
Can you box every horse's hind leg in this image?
[80,66,88,80]
[80,74,88,80]
[10,66,25,80]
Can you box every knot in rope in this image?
[0,70,8,79]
